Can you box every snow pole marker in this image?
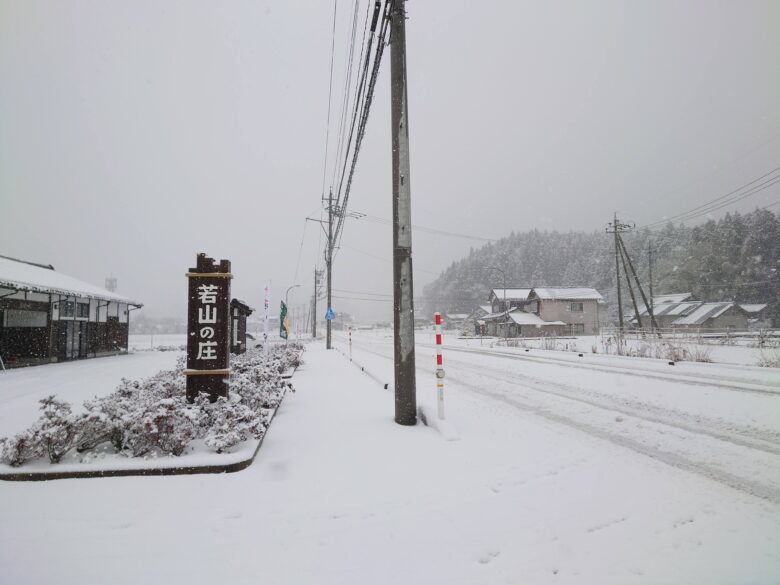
[434,312,445,420]
[348,325,353,362]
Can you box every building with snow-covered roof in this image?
[488,288,532,313]
[653,292,695,305]
[671,302,749,330]
[525,287,603,335]
[0,255,142,368]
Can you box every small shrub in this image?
[757,348,780,368]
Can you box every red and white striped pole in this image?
[348,325,353,362]
[434,312,446,419]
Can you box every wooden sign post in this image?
[185,253,232,402]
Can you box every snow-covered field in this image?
[422,331,778,367]
[1,334,779,584]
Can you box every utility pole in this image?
[312,268,320,339]
[326,190,334,350]
[391,0,417,425]
[606,213,632,331]
[648,244,654,320]
[618,236,661,336]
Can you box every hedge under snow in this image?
[0,343,304,467]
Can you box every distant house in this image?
[0,254,142,368]
[444,313,470,331]
[671,302,749,330]
[488,288,532,313]
[740,304,771,329]
[629,296,701,329]
[629,294,764,331]
[525,288,603,335]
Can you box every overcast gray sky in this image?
[2,0,779,323]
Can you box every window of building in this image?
[3,309,48,327]
[570,302,584,312]
[77,303,89,318]
[60,301,75,317]
[571,323,585,335]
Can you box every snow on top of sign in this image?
[490,288,532,301]
[0,255,141,305]
[531,287,603,301]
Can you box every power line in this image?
[641,166,780,229]
[320,0,339,198]
[333,1,390,248]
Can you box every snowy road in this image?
[343,332,780,504]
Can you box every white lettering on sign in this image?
[198,284,219,304]
[194,283,221,361]
[198,305,217,324]
[197,341,218,360]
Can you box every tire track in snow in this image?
[347,337,780,504]
[431,344,780,397]
[444,358,780,456]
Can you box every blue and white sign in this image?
[325,308,335,321]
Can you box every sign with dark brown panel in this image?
[185,253,232,402]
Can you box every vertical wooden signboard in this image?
[185,253,232,402]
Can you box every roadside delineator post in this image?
[434,312,446,419]
[348,325,353,362]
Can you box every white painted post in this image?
[434,312,445,420]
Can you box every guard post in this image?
[185,253,232,402]
[434,312,446,419]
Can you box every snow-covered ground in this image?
[1,335,779,584]
[425,331,778,367]
[0,351,182,436]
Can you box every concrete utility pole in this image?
[606,213,632,331]
[326,189,334,350]
[390,0,417,425]
[312,268,319,339]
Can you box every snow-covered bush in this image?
[757,348,780,368]
[0,344,303,466]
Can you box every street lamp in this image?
[485,266,508,343]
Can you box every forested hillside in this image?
[422,209,780,322]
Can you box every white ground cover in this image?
[1,335,779,584]
[443,331,776,366]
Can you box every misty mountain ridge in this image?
[422,209,780,320]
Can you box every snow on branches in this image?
[0,343,303,467]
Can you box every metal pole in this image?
[327,190,333,350]
[391,0,417,425]
[619,235,661,336]
[312,268,318,339]
[612,213,624,331]
[648,244,654,328]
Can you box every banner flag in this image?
[280,301,289,340]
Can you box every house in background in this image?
[740,303,771,329]
[525,287,603,335]
[488,288,532,313]
[628,293,768,331]
[671,302,750,330]
[444,313,469,331]
[478,286,602,337]
[0,255,141,368]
